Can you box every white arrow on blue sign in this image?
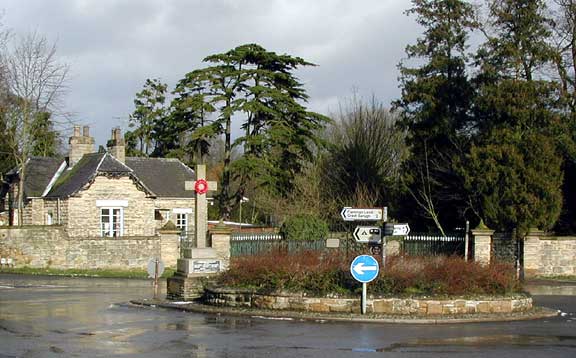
[350,255,380,283]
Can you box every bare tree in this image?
[0,31,69,225]
[402,141,447,237]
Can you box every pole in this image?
[361,282,367,315]
[153,258,159,299]
[464,220,470,261]
[381,236,387,268]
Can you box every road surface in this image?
[1,274,575,357]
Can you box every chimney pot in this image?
[73,125,81,137]
[83,126,90,137]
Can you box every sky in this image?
[1,0,420,148]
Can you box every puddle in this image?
[525,285,576,296]
[371,335,576,352]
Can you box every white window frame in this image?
[176,213,188,235]
[100,207,124,237]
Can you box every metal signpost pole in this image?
[350,255,379,315]
[154,259,159,299]
[381,236,386,268]
[464,220,470,261]
[147,257,165,300]
[362,282,367,314]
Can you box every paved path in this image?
[0,274,575,357]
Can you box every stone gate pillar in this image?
[158,226,180,268]
[472,224,494,265]
[210,223,232,271]
[523,228,544,278]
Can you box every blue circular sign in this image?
[350,255,380,283]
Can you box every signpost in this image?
[340,206,411,296]
[353,226,382,243]
[340,207,387,221]
[384,223,410,236]
[147,257,165,299]
[350,255,379,314]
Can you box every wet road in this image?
[1,274,575,357]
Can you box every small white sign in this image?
[341,207,386,221]
[147,258,165,278]
[353,226,382,243]
[384,223,410,236]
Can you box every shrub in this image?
[279,214,329,241]
[216,253,523,297]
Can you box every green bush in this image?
[216,253,523,297]
[280,214,329,241]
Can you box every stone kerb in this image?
[471,227,494,265]
[203,287,532,315]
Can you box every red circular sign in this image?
[195,179,208,194]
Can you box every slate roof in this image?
[45,153,132,198]
[17,157,63,198]
[4,152,197,200]
[41,154,196,199]
[125,157,196,198]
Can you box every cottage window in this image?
[176,213,188,235]
[46,211,54,225]
[154,209,170,224]
[100,207,123,237]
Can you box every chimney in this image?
[107,127,125,164]
[68,125,95,166]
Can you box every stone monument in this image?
[167,164,231,300]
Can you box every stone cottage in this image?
[0,126,197,269]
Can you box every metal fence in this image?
[230,231,370,257]
[400,233,465,257]
[228,231,466,258]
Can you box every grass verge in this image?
[0,266,176,279]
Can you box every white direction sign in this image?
[384,223,410,236]
[341,207,387,221]
[353,226,382,243]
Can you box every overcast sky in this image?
[2,0,420,147]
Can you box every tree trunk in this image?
[17,166,25,226]
[220,99,232,220]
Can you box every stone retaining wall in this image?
[524,234,576,277]
[0,226,179,269]
[203,287,532,315]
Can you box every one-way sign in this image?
[340,207,387,221]
[384,223,410,236]
[353,226,382,243]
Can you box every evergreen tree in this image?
[464,0,565,234]
[129,78,167,156]
[175,44,328,219]
[394,0,477,232]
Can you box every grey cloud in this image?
[3,0,417,146]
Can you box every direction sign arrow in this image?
[353,226,382,243]
[350,255,380,283]
[384,223,410,236]
[341,207,386,221]
[352,262,379,275]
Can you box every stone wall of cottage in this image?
[0,226,179,269]
[66,175,156,237]
[154,198,195,233]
